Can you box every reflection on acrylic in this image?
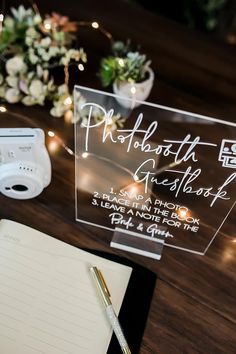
[74,86,236,257]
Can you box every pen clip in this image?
[91,266,112,306]
[97,269,111,298]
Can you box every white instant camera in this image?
[0,128,51,200]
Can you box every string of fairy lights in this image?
[0,104,189,219]
[0,105,134,178]
[0,104,74,155]
[4,102,233,247]
[0,105,143,203]
[1,2,235,250]
[1,103,236,248]
[0,104,156,201]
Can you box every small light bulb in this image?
[65,147,74,156]
[44,20,52,31]
[134,175,139,181]
[78,63,84,71]
[48,131,55,137]
[64,110,73,123]
[91,21,99,29]
[64,96,72,106]
[179,210,187,218]
[118,58,125,67]
[82,152,89,158]
[129,185,138,195]
[0,106,7,113]
[48,140,59,154]
[177,207,190,219]
[130,86,136,95]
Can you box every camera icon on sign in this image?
[218,139,236,169]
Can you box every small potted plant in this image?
[98,40,154,108]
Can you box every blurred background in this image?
[126,0,236,44]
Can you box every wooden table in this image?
[1,1,236,353]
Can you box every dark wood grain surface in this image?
[1,1,236,353]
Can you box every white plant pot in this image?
[113,67,154,109]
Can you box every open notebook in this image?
[0,219,132,354]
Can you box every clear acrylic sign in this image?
[74,85,236,258]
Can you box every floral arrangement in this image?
[0,5,86,118]
[0,5,137,128]
[98,40,151,87]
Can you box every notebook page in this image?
[0,219,132,354]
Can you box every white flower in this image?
[0,86,6,98]
[42,53,50,62]
[58,84,69,95]
[22,96,37,106]
[77,95,87,111]
[4,16,14,29]
[80,117,88,126]
[50,105,65,117]
[60,47,67,55]
[5,88,21,103]
[26,27,39,39]
[60,49,82,66]
[25,28,40,46]
[29,80,44,98]
[37,47,45,56]
[33,14,42,25]
[47,79,55,91]
[40,37,51,48]
[6,76,18,88]
[22,79,46,106]
[29,50,39,64]
[79,48,87,63]
[36,65,43,78]
[6,56,27,76]
[43,70,49,82]
[48,47,59,57]
[25,36,33,47]
[27,72,34,80]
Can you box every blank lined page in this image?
[0,219,132,354]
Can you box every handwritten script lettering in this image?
[82,103,235,207]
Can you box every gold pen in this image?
[90,266,131,354]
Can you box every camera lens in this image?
[12,185,28,192]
